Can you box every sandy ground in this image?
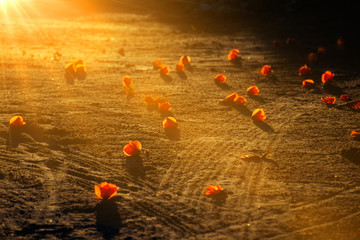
[1,5,360,240]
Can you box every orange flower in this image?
[214,74,226,84]
[337,37,344,48]
[123,140,142,157]
[228,49,240,61]
[350,130,360,138]
[252,109,266,121]
[205,185,223,196]
[158,102,172,113]
[75,64,87,80]
[302,79,315,88]
[94,182,118,200]
[261,65,273,76]
[321,71,334,85]
[247,86,259,95]
[234,95,246,106]
[351,101,360,110]
[223,92,238,103]
[308,52,317,62]
[152,60,162,68]
[159,65,170,75]
[122,75,132,87]
[163,117,178,129]
[65,62,76,75]
[179,56,191,65]
[298,64,312,76]
[321,96,336,105]
[317,46,326,54]
[340,94,350,101]
[176,63,185,72]
[9,116,26,127]
[272,40,282,48]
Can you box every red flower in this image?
[298,64,312,76]
[9,116,26,127]
[308,52,317,62]
[163,117,178,129]
[321,71,334,84]
[261,65,273,76]
[94,182,118,200]
[179,56,191,65]
[123,140,142,157]
[340,94,350,101]
[214,74,226,84]
[234,95,247,106]
[122,75,132,87]
[252,109,266,121]
[272,40,282,48]
[321,96,336,105]
[222,92,238,103]
[247,86,259,95]
[302,79,315,88]
[158,102,172,113]
[317,46,326,54]
[205,185,223,196]
[228,49,240,61]
[152,60,162,68]
[337,37,344,48]
[159,65,170,75]
[176,63,185,72]
[350,130,360,139]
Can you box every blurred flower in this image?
[118,48,125,56]
[261,65,273,76]
[286,38,295,45]
[75,64,87,80]
[228,49,240,61]
[340,94,350,101]
[122,75,132,87]
[321,71,334,85]
[144,96,168,105]
[308,52,317,62]
[302,79,315,88]
[222,92,238,103]
[158,102,172,113]
[321,96,336,105]
[247,86,259,95]
[214,74,226,84]
[152,60,162,68]
[205,185,223,196]
[176,63,185,72]
[179,56,191,65]
[163,117,178,129]
[252,109,266,121]
[272,40,282,48]
[298,64,312,76]
[234,95,247,106]
[159,65,170,75]
[317,46,326,54]
[350,130,360,138]
[350,101,360,110]
[9,116,26,127]
[123,140,142,157]
[94,182,118,200]
[337,37,344,49]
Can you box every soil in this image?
[1,2,360,239]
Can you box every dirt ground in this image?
[1,2,360,239]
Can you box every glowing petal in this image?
[340,94,350,101]
[214,74,226,84]
[158,102,172,113]
[298,64,312,76]
[350,130,360,139]
[247,86,259,95]
[163,117,178,129]
[123,140,142,157]
[205,184,224,196]
[252,109,266,122]
[176,63,185,72]
[179,56,191,65]
[321,71,334,85]
[302,79,315,88]
[159,65,170,75]
[234,95,246,106]
[261,65,273,76]
[9,116,26,127]
[94,182,118,200]
[152,60,162,68]
[321,96,336,105]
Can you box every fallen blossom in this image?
[205,185,223,196]
[222,92,238,103]
[228,49,240,61]
[261,65,273,76]
[317,46,326,54]
[340,94,350,101]
[214,74,226,84]
[159,65,170,75]
[308,52,317,62]
[350,130,360,139]
[337,37,344,48]
[350,101,360,110]
[302,79,315,88]
[252,109,266,121]
[298,64,312,76]
[123,140,142,157]
[152,60,162,68]
[247,86,259,95]
[122,75,132,87]
[176,63,185,72]
[122,76,134,97]
[163,117,178,129]
[321,96,336,105]
[179,56,191,65]
[158,102,172,113]
[234,95,247,106]
[94,182,118,200]
[321,71,334,85]
[9,116,26,127]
